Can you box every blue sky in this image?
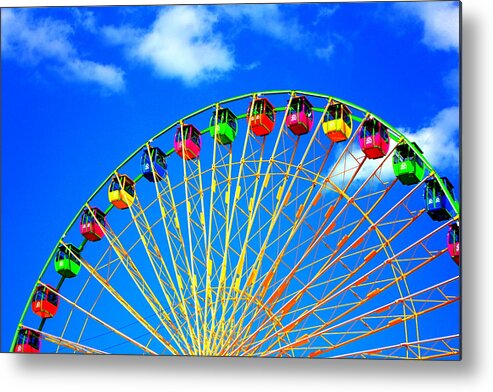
[1,1,460,354]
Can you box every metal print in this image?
[1,1,461,359]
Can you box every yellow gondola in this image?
[108,174,135,209]
[322,102,352,142]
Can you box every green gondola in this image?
[392,142,425,185]
[54,243,81,278]
[209,107,238,145]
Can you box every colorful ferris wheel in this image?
[12,90,460,359]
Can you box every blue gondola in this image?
[424,177,456,221]
[141,146,167,182]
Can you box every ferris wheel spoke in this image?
[36,282,158,354]
[206,94,297,352]
[183,159,211,327]
[228,147,432,356]
[21,326,109,354]
[217,159,334,351]
[73,282,113,351]
[331,334,460,359]
[301,276,460,358]
[218,101,332,354]
[60,240,181,355]
[56,222,162,351]
[177,124,209,353]
[125,191,197,353]
[54,237,133,353]
[243,222,453,357]
[202,98,260,354]
[193,158,217,354]
[203,107,221,343]
[256,275,458,358]
[223,128,368,355]
[98,217,190,352]
[100,180,197,352]
[143,154,201,352]
[146,142,195,282]
[204,101,265,354]
[208,145,236,335]
[203,146,235,344]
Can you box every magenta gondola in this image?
[447,223,460,265]
[14,328,40,353]
[286,96,314,136]
[359,117,390,159]
[174,123,201,160]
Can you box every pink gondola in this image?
[14,328,40,353]
[447,223,460,265]
[359,117,390,159]
[286,96,314,136]
[174,123,201,160]
[80,206,107,242]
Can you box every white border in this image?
[2,1,492,391]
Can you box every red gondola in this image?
[247,97,276,136]
[14,328,41,353]
[31,284,59,318]
[80,206,107,241]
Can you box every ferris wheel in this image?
[12,90,460,359]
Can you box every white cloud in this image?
[101,24,143,46]
[2,9,75,63]
[131,6,235,85]
[65,59,125,92]
[219,4,340,63]
[100,4,332,81]
[314,5,340,25]
[357,142,398,186]
[359,107,459,183]
[1,9,125,93]
[397,2,459,51]
[315,44,335,62]
[242,61,261,71]
[401,106,459,171]
[219,4,303,47]
[443,67,459,99]
[72,8,97,33]
[325,140,397,190]
[325,106,459,187]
